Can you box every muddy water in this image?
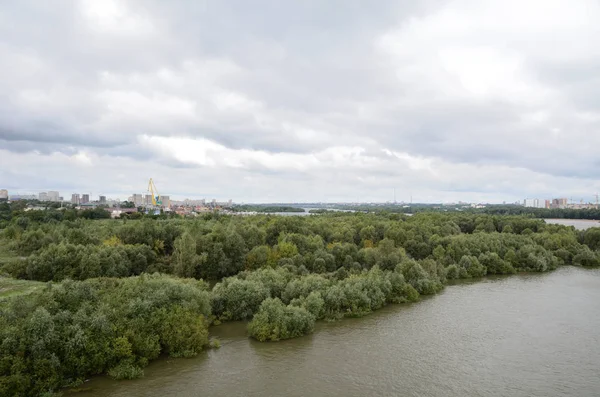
[74,267,600,397]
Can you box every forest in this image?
[231,205,306,213]
[331,202,600,220]
[1,200,600,396]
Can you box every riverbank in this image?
[2,211,599,395]
[70,266,600,397]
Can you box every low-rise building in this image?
[104,207,138,218]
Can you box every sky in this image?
[1,0,599,203]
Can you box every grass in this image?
[0,239,45,302]
[0,277,44,301]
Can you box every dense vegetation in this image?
[475,205,600,220]
[232,205,306,213]
[0,275,211,396]
[1,200,600,395]
[328,203,600,220]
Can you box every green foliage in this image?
[446,264,459,280]
[397,260,443,294]
[108,361,144,380]
[458,255,487,278]
[290,291,325,319]
[248,298,315,341]
[173,232,201,278]
[0,274,211,396]
[211,278,270,320]
[572,246,600,267]
[2,211,587,286]
[22,242,156,281]
[478,252,515,274]
[1,209,599,374]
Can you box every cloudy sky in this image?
[1,0,599,203]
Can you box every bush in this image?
[459,255,486,278]
[108,361,144,380]
[290,291,325,319]
[478,252,515,274]
[0,274,211,396]
[211,278,270,320]
[248,298,315,342]
[446,264,459,280]
[572,246,600,267]
[397,260,443,294]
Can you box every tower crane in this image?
[147,178,162,207]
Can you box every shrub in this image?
[572,246,600,267]
[0,274,211,396]
[248,298,315,342]
[211,278,269,320]
[108,361,144,380]
[446,264,459,280]
[459,255,486,278]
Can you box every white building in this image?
[161,195,170,208]
[47,191,60,202]
[524,198,545,208]
[39,192,48,201]
[0,189,7,199]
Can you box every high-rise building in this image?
[545,200,551,209]
[160,195,170,208]
[0,189,8,200]
[133,194,143,207]
[81,194,90,204]
[99,196,107,204]
[39,192,48,201]
[71,194,80,204]
[47,191,60,202]
[144,194,153,205]
[552,198,568,209]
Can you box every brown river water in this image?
[71,266,600,397]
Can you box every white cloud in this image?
[80,0,155,37]
[1,0,600,202]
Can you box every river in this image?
[544,218,600,230]
[72,266,600,397]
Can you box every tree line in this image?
[1,211,600,395]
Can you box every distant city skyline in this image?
[3,186,600,206]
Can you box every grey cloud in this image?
[1,0,599,202]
